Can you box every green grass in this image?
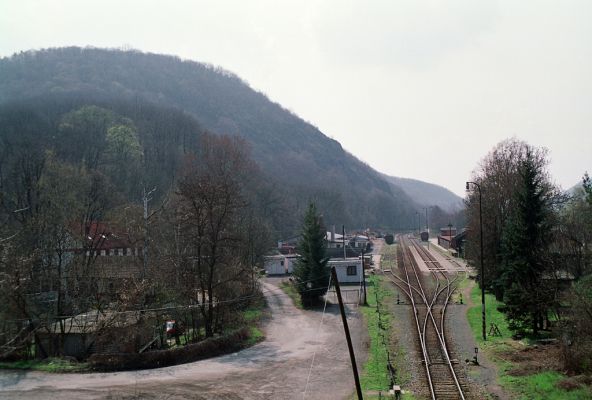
[243,307,263,322]
[467,282,511,346]
[360,275,416,400]
[380,243,397,270]
[502,371,592,400]
[360,276,392,392]
[0,357,89,372]
[466,283,592,399]
[451,273,470,304]
[280,281,303,309]
[246,326,264,346]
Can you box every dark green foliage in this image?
[466,139,553,301]
[498,150,556,334]
[293,203,330,306]
[562,274,592,373]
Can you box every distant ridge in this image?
[383,175,463,212]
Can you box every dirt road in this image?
[0,279,368,399]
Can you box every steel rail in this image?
[395,235,436,399]
[390,234,466,400]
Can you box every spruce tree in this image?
[499,150,555,335]
[293,203,330,307]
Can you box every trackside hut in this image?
[328,258,363,285]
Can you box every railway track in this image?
[384,235,468,400]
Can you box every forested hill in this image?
[383,175,463,212]
[0,47,436,230]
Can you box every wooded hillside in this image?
[0,47,443,230]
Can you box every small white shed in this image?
[264,255,287,275]
[264,254,299,275]
[328,258,363,284]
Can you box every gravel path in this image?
[0,278,368,400]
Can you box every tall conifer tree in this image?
[499,150,556,334]
[293,203,330,306]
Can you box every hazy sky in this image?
[1,0,590,196]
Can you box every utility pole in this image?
[361,248,367,305]
[424,207,430,249]
[342,225,346,259]
[142,186,156,280]
[331,266,364,400]
[467,181,486,341]
[448,222,453,251]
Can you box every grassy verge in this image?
[243,307,263,322]
[467,283,511,346]
[451,273,470,304]
[380,243,397,270]
[360,274,416,399]
[280,280,303,309]
[467,284,592,399]
[360,275,393,392]
[501,371,592,400]
[242,301,266,346]
[246,326,264,346]
[0,357,89,372]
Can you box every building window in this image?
[280,261,284,266]
[347,265,357,276]
[118,248,124,256]
[100,249,106,256]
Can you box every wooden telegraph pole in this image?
[331,266,364,400]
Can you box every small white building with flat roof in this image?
[328,258,363,284]
[264,254,299,275]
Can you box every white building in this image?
[328,258,363,284]
[350,234,370,249]
[264,254,299,275]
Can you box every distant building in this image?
[65,221,142,296]
[437,226,456,250]
[349,234,370,251]
[277,235,299,255]
[438,227,467,257]
[326,247,360,259]
[263,254,298,275]
[36,310,152,359]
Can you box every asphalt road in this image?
[0,278,368,400]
